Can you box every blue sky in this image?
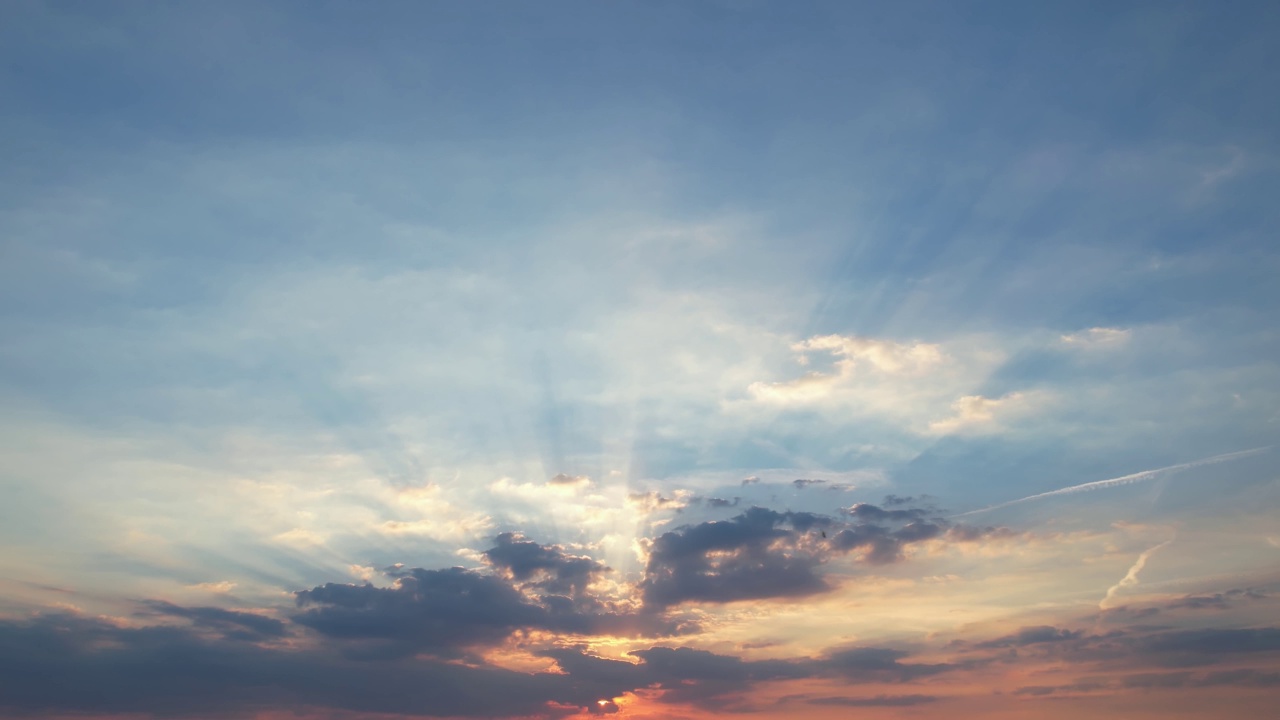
[2,2,1279,718]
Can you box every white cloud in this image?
[272,528,328,546]
[741,332,1013,439]
[188,581,237,594]
[927,391,1045,435]
[748,334,945,403]
[1060,327,1131,348]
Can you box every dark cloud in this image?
[642,504,1012,608]
[963,620,1280,676]
[294,567,547,657]
[974,625,1083,649]
[624,646,829,710]
[830,516,988,565]
[548,473,590,486]
[829,524,901,563]
[0,613,637,718]
[805,693,939,706]
[1013,680,1107,696]
[640,507,833,609]
[945,523,1017,542]
[1098,604,1162,621]
[819,646,957,681]
[484,532,607,598]
[883,494,928,507]
[138,600,288,641]
[1013,668,1280,697]
[0,600,983,718]
[1135,627,1280,666]
[688,495,740,508]
[1167,588,1268,611]
[538,645,803,712]
[844,502,928,522]
[1094,588,1271,622]
[792,478,826,488]
[296,554,691,659]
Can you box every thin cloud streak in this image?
[1100,537,1174,610]
[953,446,1272,517]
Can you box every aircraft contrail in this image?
[1100,536,1174,610]
[952,446,1271,518]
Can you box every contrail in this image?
[1100,537,1174,610]
[953,446,1271,518]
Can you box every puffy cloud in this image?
[641,504,1011,608]
[748,334,945,404]
[293,567,547,657]
[484,532,608,598]
[295,534,691,658]
[927,391,1044,435]
[626,490,690,514]
[639,508,833,610]
[0,613,639,718]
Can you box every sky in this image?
[1,1,1279,718]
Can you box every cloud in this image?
[295,536,690,657]
[927,391,1042,435]
[1100,538,1174,609]
[1013,680,1108,696]
[818,646,957,682]
[626,491,690,514]
[483,532,609,598]
[804,694,939,706]
[626,645,808,708]
[188,580,237,593]
[549,473,592,486]
[1135,627,1280,664]
[973,625,1084,649]
[1013,668,1280,697]
[748,334,945,404]
[1122,669,1280,689]
[293,567,548,657]
[690,495,740,508]
[961,621,1280,673]
[138,600,288,641]
[551,642,959,711]
[1060,327,1132,348]
[640,504,1011,608]
[640,507,833,610]
[0,613,640,718]
[1167,588,1268,611]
